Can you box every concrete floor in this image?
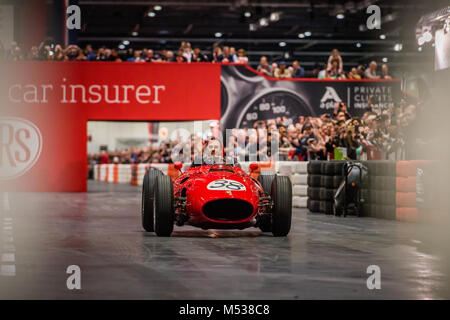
[0,181,449,299]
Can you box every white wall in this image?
[87,120,214,154]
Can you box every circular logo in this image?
[0,117,43,180]
[207,179,246,191]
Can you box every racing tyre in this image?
[258,172,276,195]
[308,161,322,175]
[307,174,322,187]
[142,168,163,232]
[322,162,335,176]
[307,187,321,200]
[153,175,175,237]
[307,199,321,213]
[333,175,343,189]
[271,175,292,237]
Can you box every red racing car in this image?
[141,163,292,237]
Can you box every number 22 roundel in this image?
[207,179,246,191]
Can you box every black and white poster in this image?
[220,65,401,129]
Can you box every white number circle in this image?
[207,179,246,191]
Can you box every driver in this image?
[192,137,237,167]
[202,137,224,165]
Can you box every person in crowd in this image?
[236,48,248,64]
[127,49,144,62]
[365,61,380,79]
[65,45,83,61]
[326,58,345,79]
[96,47,107,61]
[145,49,156,62]
[28,46,40,60]
[108,48,121,62]
[327,49,343,75]
[317,63,327,79]
[347,67,360,79]
[218,46,235,63]
[211,43,222,63]
[8,43,24,61]
[274,61,292,78]
[162,50,175,62]
[381,63,392,79]
[84,44,96,61]
[192,47,209,62]
[291,60,305,78]
[229,47,238,62]
[356,65,365,79]
[176,51,187,62]
[256,56,272,75]
[181,42,194,62]
[309,63,321,78]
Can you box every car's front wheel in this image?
[153,175,175,237]
[257,172,276,195]
[271,175,292,237]
[142,168,163,232]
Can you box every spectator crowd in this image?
[1,41,392,80]
[0,40,411,165]
[89,97,419,167]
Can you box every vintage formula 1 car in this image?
[141,163,292,237]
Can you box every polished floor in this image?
[0,181,449,299]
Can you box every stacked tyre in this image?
[306,161,321,213]
[361,160,396,219]
[291,162,308,208]
[307,161,345,214]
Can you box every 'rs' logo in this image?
[0,117,43,180]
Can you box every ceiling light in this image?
[132,31,138,36]
[423,31,432,42]
[270,12,280,22]
[279,41,286,47]
[379,34,386,39]
[147,11,156,17]
[305,31,312,36]
[215,32,222,38]
[249,24,257,31]
[298,33,305,38]
[418,36,425,46]
[356,42,362,48]
[382,57,388,63]
[244,11,251,18]
[418,47,422,51]
[123,40,130,45]
[153,5,162,11]
[336,13,345,19]
[119,44,125,49]
[259,17,268,26]
[394,43,403,51]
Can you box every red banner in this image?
[0,62,221,191]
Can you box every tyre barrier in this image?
[307,160,397,219]
[395,160,435,222]
[93,160,432,220]
[307,160,345,215]
[361,160,396,220]
[94,161,309,208]
[278,162,308,209]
